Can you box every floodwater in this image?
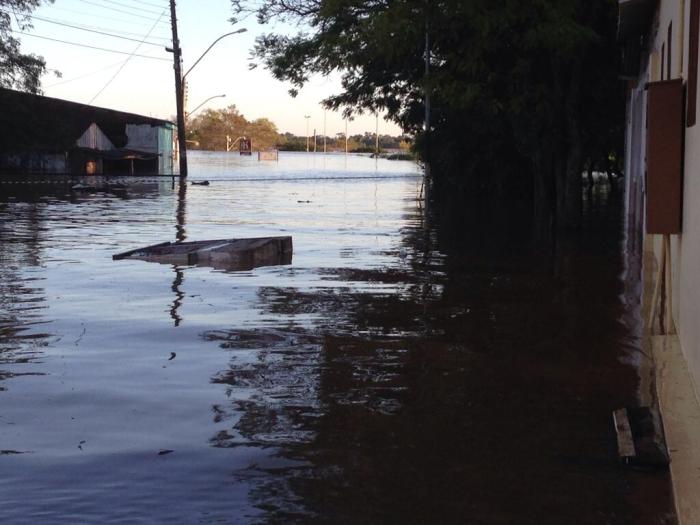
[0,152,675,523]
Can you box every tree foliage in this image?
[187,105,281,151]
[232,0,625,230]
[0,0,53,92]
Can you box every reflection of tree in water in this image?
[204,187,674,523]
[0,200,49,390]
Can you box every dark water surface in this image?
[0,152,674,523]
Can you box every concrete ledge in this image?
[651,335,700,524]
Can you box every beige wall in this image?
[642,0,700,394]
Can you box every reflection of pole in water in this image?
[171,179,188,326]
[170,265,185,327]
[176,179,187,243]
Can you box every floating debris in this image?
[613,406,669,468]
[113,236,293,271]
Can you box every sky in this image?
[10,0,401,136]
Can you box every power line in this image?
[105,0,170,11]
[22,14,166,46]
[40,4,172,34]
[76,0,170,23]
[44,61,134,88]
[11,30,170,60]
[90,0,168,18]
[89,10,167,104]
[0,10,173,41]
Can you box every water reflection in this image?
[0,157,674,523]
[198,183,673,522]
[0,200,49,390]
[170,180,188,326]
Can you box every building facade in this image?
[620,6,700,511]
[0,88,175,175]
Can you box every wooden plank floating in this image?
[113,236,292,271]
[613,408,637,460]
[612,406,670,468]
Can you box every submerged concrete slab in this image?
[652,335,700,525]
[113,236,293,271]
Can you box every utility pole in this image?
[169,0,187,177]
[313,129,317,152]
[305,115,310,152]
[345,119,348,154]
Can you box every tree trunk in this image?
[533,152,555,242]
[559,61,583,230]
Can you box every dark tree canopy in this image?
[234,0,625,230]
[0,0,52,92]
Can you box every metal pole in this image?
[305,115,310,152]
[424,24,431,177]
[323,110,327,153]
[345,119,348,154]
[170,0,187,178]
[182,29,246,82]
[375,113,379,155]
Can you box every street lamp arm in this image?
[182,28,247,81]
[188,94,226,117]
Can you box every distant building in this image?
[0,88,175,175]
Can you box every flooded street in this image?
[0,152,674,523]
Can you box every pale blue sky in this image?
[11,0,401,136]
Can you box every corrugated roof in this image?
[0,88,174,152]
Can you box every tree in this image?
[232,0,624,232]
[0,0,53,92]
[187,105,281,151]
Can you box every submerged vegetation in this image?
[233,0,624,231]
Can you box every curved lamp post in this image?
[169,24,247,177]
[187,94,226,118]
[183,28,247,83]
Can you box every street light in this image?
[187,94,226,118]
[182,28,247,82]
[167,20,247,178]
[304,115,311,152]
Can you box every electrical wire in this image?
[88,10,168,104]
[44,60,135,88]
[11,30,170,60]
[38,4,171,33]
[0,10,173,41]
[20,14,167,46]
[76,0,170,24]
[104,0,169,11]
[89,0,167,18]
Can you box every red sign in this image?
[239,138,252,156]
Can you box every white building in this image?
[620,0,700,519]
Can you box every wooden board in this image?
[613,408,637,459]
[646,79,684,234]
[113,236,292,271]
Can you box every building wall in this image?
[158,126,174,175]
[0,153,68,174]
[625,0,700,393]
[677,0,700,388]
